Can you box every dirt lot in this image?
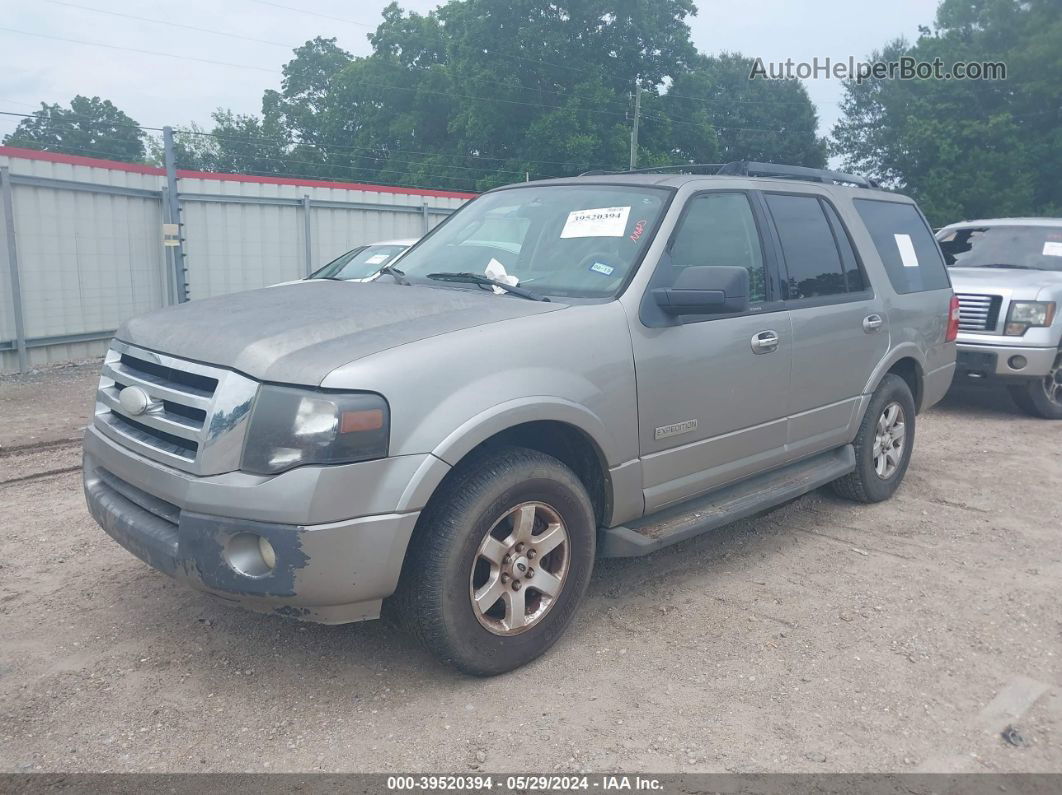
[0,362,1059,774]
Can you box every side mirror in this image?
[652,265,750,315]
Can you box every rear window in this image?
[937,225,1062,272]
[853,199,950,293]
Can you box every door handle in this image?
[863,314,884,332]
[750,329,780,354]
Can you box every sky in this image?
[0,0,941,158]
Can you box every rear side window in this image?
[821,201,867,292]
[765,194,859,300]
[668,192,767,302]
[853,199,950,293]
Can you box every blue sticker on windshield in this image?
[589,262,615,276]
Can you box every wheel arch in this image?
[432,416,614,529]
[863,346,926,413]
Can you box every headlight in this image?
[1005,301,1056,336]
[241,386,389,474]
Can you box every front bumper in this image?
[955,342,1057,380]
[83,428,430,624]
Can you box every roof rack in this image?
[578,164,725,177]
[715,160,880,188]
[578,160,881,189]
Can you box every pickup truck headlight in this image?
[241,386,389,474]
[1005,301,1056,336]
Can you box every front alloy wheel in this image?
[392,446,595,676]
[470,502,570,635]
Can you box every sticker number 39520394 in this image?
[561,206,631,238]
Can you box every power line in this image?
[0,26,279,73]
[40,0,296,48]
[33,1,630,115]
[0,114,576,185]
[0,110,608,170]
[0,26,631,120]
[0,109,164,132]
[0,26,817,132]
[245,0,374,28]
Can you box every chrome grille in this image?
[956,293,1003,332]
[94,341,259,475]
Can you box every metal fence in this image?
[0,135,472,372]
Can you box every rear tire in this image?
[392,446,595,676]
[831,374,916,503]
[1008,352,1062,418]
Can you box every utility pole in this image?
[629,82,641,170]
[162,126,189,303]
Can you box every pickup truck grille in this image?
[955,293,1003,332]
[94,341,259,476]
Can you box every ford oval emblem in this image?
[118,385,152,416]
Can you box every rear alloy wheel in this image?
[831,373,916,503]
[392,447,595,676]
[872,402,907,479]
[1009,351,1062,419]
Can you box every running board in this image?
[599,445,855,558]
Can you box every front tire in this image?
[831,374,916,503]
[392,446,596,676]
[1008,351,1062,419]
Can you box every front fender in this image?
[431,396,619,467]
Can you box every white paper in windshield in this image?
[365,253,390,265]
[1042,241,1062,257]
[894,233,919,268]
[560,206,631,238]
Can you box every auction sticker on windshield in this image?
[561,206,631,238]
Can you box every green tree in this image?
[3,95,146,162]
[160,1,830,189]
[661,53,826,167]
[832,0,1061,225]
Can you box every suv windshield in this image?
[938,225,1062,272]
[310,243,410,280]
[395,185,671,298]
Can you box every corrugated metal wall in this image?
[0,148,471,372]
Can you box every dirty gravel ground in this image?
[0,363,1059,774]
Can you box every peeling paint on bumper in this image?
[83,450,419,624]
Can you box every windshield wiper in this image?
[426,272,549,301]
[378,264,411,285]
[970,263,1039,270]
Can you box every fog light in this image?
[225,533,276,578]
[1008,355,1028,371]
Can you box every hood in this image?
[948,266,1062,294]
[117,281,564,385]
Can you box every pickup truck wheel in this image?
[830,374,916,503]
[393,447,595,676]
[1008,352,1062,419]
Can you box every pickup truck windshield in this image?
[938,225,1062,272]
[310,243,409,280]
[396,185,670,298]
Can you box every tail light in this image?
[946,294,960,342]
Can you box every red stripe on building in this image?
[0,145,477,199]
